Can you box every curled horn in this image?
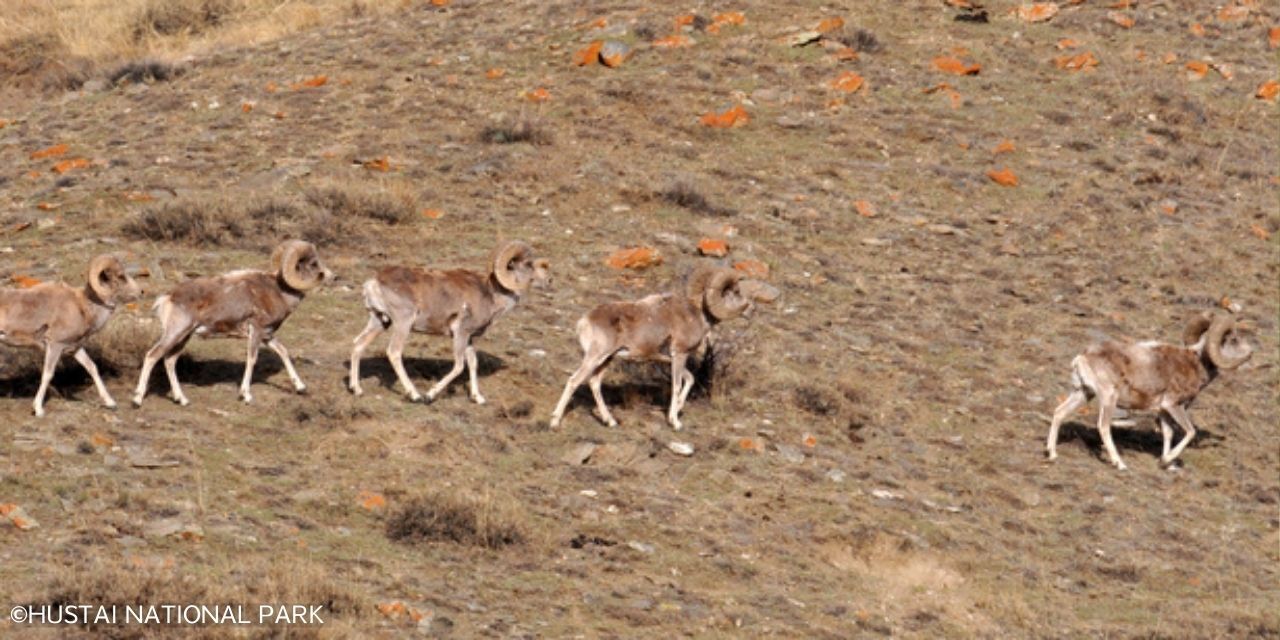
[1205,314,1250,369]
[1182,311,1214,346]
[492,241,533,292]
[86,254,120,302]
[272,240,322,291]
[704,268,747,321]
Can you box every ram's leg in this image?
[385,317,422,402]
[73,347,116,409]
[134,320,193,407]
[587,357,617,427]
[162,352,189,406]
[551,353,607,428]
[238,325,260,403]
[1162,404,1198,467]
[1046,390,1087,462]
[464,344,486,404]
[676,366,696,415]
[426,323,468,402]
[349,315,384,396]
[1096,390,1126,471]
[1158,412,1175,462]
[32,342,65,417]
[667,351,689,430]
[267,338,307,393]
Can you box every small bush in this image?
[793,385,840,416]
[0,34,93,91]
[835,28,883,54]
[305,185,416,225]
[87,320,158,373]
[386,491,526,549]
[658,181,735,217]
[122,199,248,245]
[105,59,182,85]
[479,119,552,146]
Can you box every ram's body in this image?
[0,255,141,415]
[1046,313,1252,470]
[549,266,778,431]
[348,241,549,405]
[132,241,331,406]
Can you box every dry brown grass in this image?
[0,0,410,89]
[386,490,527,550]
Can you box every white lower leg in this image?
[74,348,116,408]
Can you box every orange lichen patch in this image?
[241,102,254,112]
[1017,3,1059,23]
[1188,22,1206,37]
[854,200,877,218]
[606,247,662,270]
[987,168,1019,186]
[264,81,278,92]
[52,157,90,173]
[945,0,978,7]
[421,208,444,219]
[933,56,981,75]
[358,491,386,511]
[833,47,859,61]
[90,432,114,448]
[829,71,865,93]
[1250,224,1271,240]
[123,191,154,202]
[738,438,764,452]
[572,40,603,66]
[430,0,449,6]
[816,16,845,33]
[697,238,729,257]
[673,13,696,29]
[0,119,7,129]
[1107,11,1135,28]
[1184,61,1210,80]
[289,75,327,90]
[1216,5,1249,22]
[1161,52,1178,64]
[36,202,59,211]
[699,104,749,128]
[10,275,42,288]
[29,143,68,160]
[1255,79,1279,101]
[802,433,818,448]
[992,140,1016,154]
[272,110,286,119]
[363,157,391,172]
[1054,51,1099,72]
[652,34,693,48]
[1269,26,1280,49]
[707,11,745,33]
[733,260,769,279]
[485,68,506,79]
[377,602,407,617]
[524,87,551,102]
[1056,38,1080,50]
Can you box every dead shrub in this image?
[86,319,158,373]
[131,0,238,42]
[386,491,526,549]
[0,345,43,386]
[105,59,182,85]
[658,181,735,217]
[305,185,417,225]
[479,119,552,146]
[793,384,841,416]
[0,33,93,91]
[122,199,248,245]
[834,27,884,54]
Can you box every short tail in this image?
[362,279,392,328]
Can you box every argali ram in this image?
[0,255,142,416]
[348,240,550,405]
[132,240,332,406]
[1046,312,1252,470]
[549,264,779,431]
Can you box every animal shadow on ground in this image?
[1058,418,1226,463]
[557,358,717,422]
[350,351,505,397]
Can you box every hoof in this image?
[240,395,253,405]
[131,396,144,408]
[33,408,45,418]
[104,401,118,410]
[472,395,486,405]
[295,385,308,395]
[350,386,363,397]
[409,392,426,404]
[1045,451,1058,462]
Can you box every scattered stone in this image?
[579,489,598,498]
[826,469,847,483]
[627,540,655,554]
[0,504,39,530]
[861,237,891,247]
[926,223,963,235]
[870,489,902,500]
[784,30,823,47]
[668,441,694,456]
[600,41,632,67]
[562,442,597,465]
[143,519,203,541]
[775,444,805,464]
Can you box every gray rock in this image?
[775,444,805,464]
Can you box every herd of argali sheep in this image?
[0,240,1254,470]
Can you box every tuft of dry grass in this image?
[386,490,527,549]
[86,316,157,373]
[478,119,553,146]
[304,183,418,226]
[121,199,249,245]
[657,181,735,217]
